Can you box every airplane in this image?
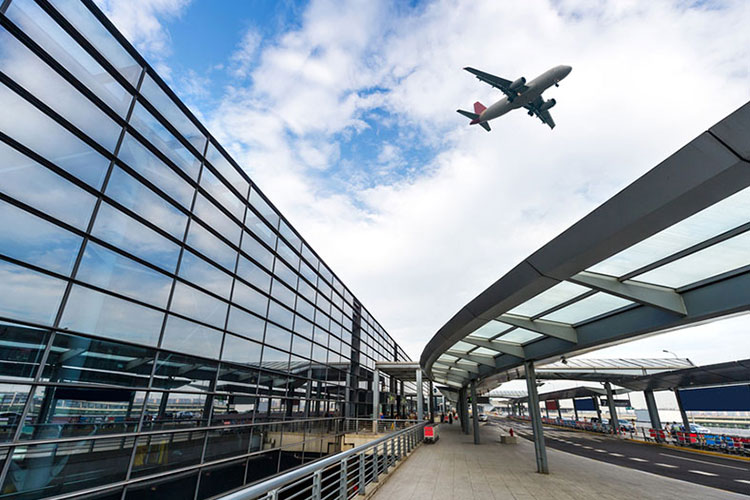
[457,65,572,131]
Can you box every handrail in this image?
[220,420,429,500]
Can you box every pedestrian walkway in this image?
[371,422,746,500]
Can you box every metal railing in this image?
[220,420,428,500]
[341,418,419,435]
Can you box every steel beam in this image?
[446,350,495,367]
[571,271,687,315]
[463,337,525,358]
[499,314,578,343]
[524,361,548,473]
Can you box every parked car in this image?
[478,413,488,422]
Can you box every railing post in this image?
[372,445,379,482]
[266,490,278,500]
[312,470,322,500]
[339,458,348,500]
[398,433,402,459]
[358,451,365,496]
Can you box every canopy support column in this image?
[605,382,619,434]
[372,368,380,434]
[428,380,434,422]
[471,380,480,444]
[416,368,423,421]
[644,389,662,430]
[524,361,548,474]
[674,388,691,432]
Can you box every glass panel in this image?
[270,279,296,309]
[140,74,206,154]
[276,238,299,270]
[0,82,109,188]
[130,102,201,179]
[153,351,217,392]
[198,459,246,499]
[200,167,245,221]
[117,133,194,208]
[0,383,31,441]
[467,320,511,340]
[591,186,750,277]
[279,220,302,251]
[178,250,233,300]
[130,430,205,478]
[293,315,313,339]
[2,435,134,498]
[236,255,272,292]
[42,332,155,388]
[5,0,131,117]
[0,26,121,151]
[124,471,198,500]
[634,231,750,288]
[494,328,544,344]
[205,426,252,462]
[49,0,141,85]
[206,142,249,196]
[23,385,143,439]
[263,323,292,352]
[186,222,237,271]
[76,242,172,308]
[0,199,82,275]
[0,322,50,382]
[222,333,263,366]
[273,258,297,288]
[60,285,164,346]
[291,335,311,359]
[193,194,241,245]
[226,306,265,343]
[249,189,279,229]
[169,281,228,329]
[231,280,269,318]
[241,233,274,271]
[268,301,294,330]
[245,211,277,248]
[91,202,181,272]
[105,166,188,240]
[0,141,97,229]
[506,281,591,318]
[0,261,66,325]
[542,292,633,324]
[160,315,223,359]
[261,345,289,368]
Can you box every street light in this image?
[662,349,679,359]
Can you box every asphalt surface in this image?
[496,418,750,496]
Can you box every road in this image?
[496,418,750,496]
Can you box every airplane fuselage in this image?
[479,65,571,123]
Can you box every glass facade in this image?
[0,1,411,498]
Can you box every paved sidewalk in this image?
[372,422,747,500]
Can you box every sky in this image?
[93,0,749,391]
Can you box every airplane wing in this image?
[524,96,556,129]
[463,67,528,98]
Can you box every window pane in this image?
[0,141,97,229]
[76,242,172,308]
[241,233,274,271]
[105,166,187,240]
[91,202,181,272]
[0,199,82,275]
[263,323,291,352]
[161,315,222,360]
[507,281,591,318]
[206,142,248,197]
[141,392,208,431]
[0,383,31,441]
[270,280,296,309]
[60,285,164,346]
[153,351,216,392]
[130,102,201,179]
[276,238,299,270]
[226,306,265,343]
[140,74,206,154]
[222,333,262,366]
[0,261,66,325]
[231,280,268,318]
[268,301,293,330]
[0,26,122,151]
[178,250,233,300]
[541,292,633,324]
[49,0,141,85]
[117,133,194,208]
[249,189,279,229]
[5,0,131,116]
[0,322,50,383]
[279,220,301,251]
[130,430,204,478]
[236,255,271,292]
[0,82,109,189]
[169,281,228,329]
[193,194,241,245]
[186,222,237,271]
[273,258,297,288]
[245,211,276,248]
[200,167,245,221]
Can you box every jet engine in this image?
[509,77,526,90]
[539,98,556,111]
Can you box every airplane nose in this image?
[563,65,572,76]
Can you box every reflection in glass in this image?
[130,430,205,478]
[231,281,269,318]
[0,139,97,230]
[193,194,241,246]
[0,383,32,441]
[236,255,272,293]
[222,333,262,366]
[185,221,237,271]
[178,250,233,300]
[268,301,294,330]
[200,167,245,221]
[0,261,66,325]
[263,323,291,352]
[60,285,165,346]
[105,166,188,240]
[0,83,109,189]
[124,471,198,500]
[226,306,265,343]
[0,26,121,152]
[169,282,228,329]
[0,322,50,383]
[0,199,82,275]
[91,202,181,272]
[245,211,277,248]
[141,391,208,431]
[270,279,296,309]
[206,142,249,196]
[198,459,246,499]
[76,242,172,308]
[161,315,223,360]
[153,351,217,392]
[117,133,195,208]
[241,233,274,272]
[249,189,279,229]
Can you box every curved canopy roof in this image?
[422,101,750,391]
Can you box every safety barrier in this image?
[646,428,750,456]
[219,421,428,500]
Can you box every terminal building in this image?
[0,1,412,498]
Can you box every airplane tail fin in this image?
[473,101,486,115]
[456,107,491,132]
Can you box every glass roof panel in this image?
[506,281,590,317]
[590,186,750,277]
[495,328,544,344]
[542,292,633,324]
[472,347,499,356]
[449,341,474,353]
[438,353,458,363]
[470,320,513,339]
[633,231,750,288]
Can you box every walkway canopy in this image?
[421,101,750,392]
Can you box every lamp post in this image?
[662,349,679,359]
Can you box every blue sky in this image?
[97,0,749,369]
